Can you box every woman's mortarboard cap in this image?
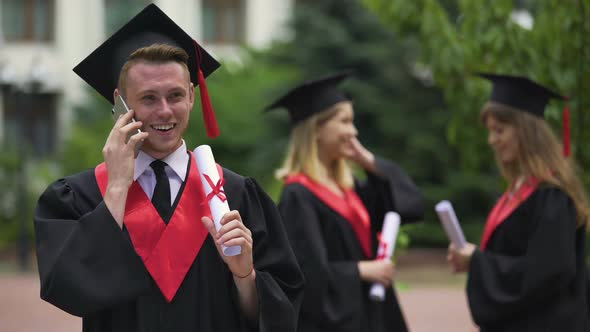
[478,73,565,118]
[478,73,571,156]
[265,72,351,124]
[73,3,221,137]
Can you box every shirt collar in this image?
[134,140,189,181]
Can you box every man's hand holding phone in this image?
[103,108,148,187]
[102,108,148,227]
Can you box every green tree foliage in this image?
[0,147,60,250]
[0,150,21,248]
[60,93,113,176]
[364,0,590,182]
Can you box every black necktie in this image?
[150,160,172,223]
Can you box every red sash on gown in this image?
[95,152,213,302]
[285,173,373,258]
[480,177,540,250]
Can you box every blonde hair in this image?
[118,43,190,96]
[481,101,589,226]
[276,102,354,189]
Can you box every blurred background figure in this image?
[447,73,590,331]
[268,72,424,332]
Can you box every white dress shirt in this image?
[133,141,189,205]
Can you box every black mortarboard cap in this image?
[265,72,351,124]
[478,73,565,118]
[73,3,221,137]
[478,72,572,157]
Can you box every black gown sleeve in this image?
[34,175,150,317]
[466,187,578,324]
[278,184,364,332]
[356,156,424,229]
[233,177,305,332]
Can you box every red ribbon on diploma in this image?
[203,173,227,202]
[377,241,389,260]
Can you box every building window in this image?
[2,90,57,157]
[203,0,245,44]
[105,0,150,34]
[1,0,55,42]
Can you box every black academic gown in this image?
[34,166,304,332]
[277,157,424,332]
[467,185,590,331]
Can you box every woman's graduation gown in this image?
[34,163,304,332]
[467,183,589,331]
[277,157,424,332]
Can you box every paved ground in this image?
[0,249,478,332]
[0,273,81,332]
[396,249,478,332]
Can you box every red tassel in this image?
[197,68,219,138]
[562,98,570,157]
[193,40,219,139]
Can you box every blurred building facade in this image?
[0,0,293,156]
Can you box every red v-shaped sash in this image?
[285,173,373,258]
[480,177,540,250]
[95,152,211,302]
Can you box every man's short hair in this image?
[117,43,190,95]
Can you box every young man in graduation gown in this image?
[448,74,590,331]
[33,4,304,332]
[267,72,425,332]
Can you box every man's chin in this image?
[142,142,180,158]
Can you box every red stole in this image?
[285,173,373,258]
[480,177,540,250]
[95,152,211,302]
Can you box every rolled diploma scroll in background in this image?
[369,211,401,301]
[194,145,242,256]
[435,200,466,249]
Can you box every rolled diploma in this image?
[194,145,241,256]
[435,200,466,249]
[369,211,401,301]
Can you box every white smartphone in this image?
[112,95,143,152]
